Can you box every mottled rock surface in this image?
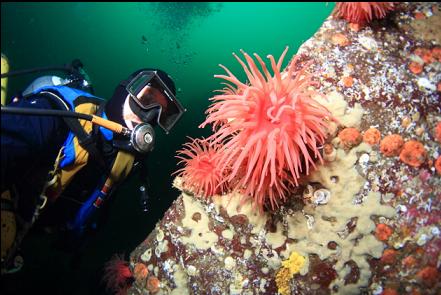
[128,3,440,294]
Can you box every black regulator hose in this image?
[0,59,86,79]
[1,105,134,139]
[1,106,155,153]
[1,106,93,121]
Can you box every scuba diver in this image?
[0,58,185,274]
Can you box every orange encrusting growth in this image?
[363,127,381,145]
[399,140,427,167]
[375,223,393,241]
[380,249,397,264]
[409,62,423,75]
[434,156,441,175]
[381,289,399,295]
[402,255,417,268]
[416,266,439,287]
[410,47,441,75]
[435,122,441,143]
[342,76,354,87]
[146,276,160,294]
[414,47,434,64]
[338,127,362,149]
[432,47,441,61]
[133,263,148,282]
[414,12,426,20]
[332,33,350,47]
[380,134,404,157]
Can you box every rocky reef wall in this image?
[127,3,440,294]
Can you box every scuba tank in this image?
[22,75,70,97]
[0,58,94,99]
[1,53,9,105]
[0,59,96,273]
[1,54,15,271]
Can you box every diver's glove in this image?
[67,187,103,238]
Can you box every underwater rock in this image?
[127,2,440,294]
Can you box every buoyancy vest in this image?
[31,86,136,235]
[28,86,134,199]
[30,85,115,200]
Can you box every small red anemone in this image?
[102,254,134,295]
[175,137,227,197]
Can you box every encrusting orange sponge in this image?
[380,134,404,157]
[363,127,381,145]
[399,140,427,167]
[338,127,362,149]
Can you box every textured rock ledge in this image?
[127,3,440,294]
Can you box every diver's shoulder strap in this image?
[62,116,107,171]
[92,150,136,210]
[38,90,107,171]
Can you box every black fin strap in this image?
[1,197,15,212]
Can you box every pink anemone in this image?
[200,47,332,211]
[174,137,227,198]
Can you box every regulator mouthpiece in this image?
[130,123,155,154]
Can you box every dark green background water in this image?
[1,2,333,294]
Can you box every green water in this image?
[1,2,334,294]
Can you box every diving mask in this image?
[126,70,186,134]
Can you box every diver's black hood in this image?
[105,68,176,129]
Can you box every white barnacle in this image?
[187,265,198,276]
[224,256,236,271]
[312,189,331,205]
[424,198,432,213]
[305,214,315,229]
[396,204,407,213]
[141,248,152,262]
[214,215,225,223]
[156,229,164,242]
[417,234,429,246]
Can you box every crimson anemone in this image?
[200,47,332,211]
[102,254,134,295]
[333,2,396,25]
